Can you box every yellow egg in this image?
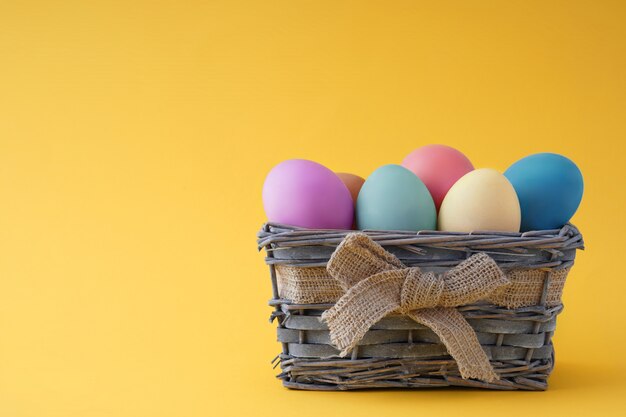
[438,168,521,233]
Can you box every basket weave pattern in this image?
[258,223,583,391]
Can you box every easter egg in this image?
[439,168,521,233]
[504,153,584,231]
[356,164,436,231]
[336,172,365,202]
[402,144,474,211]
[262,159,353,229]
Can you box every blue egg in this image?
[504,153,583,231]
[356,164,436,231]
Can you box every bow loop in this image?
[327,233,403,291]
[321,232,510,383]
[439,252,509,306]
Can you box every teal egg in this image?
[356,164,437,231]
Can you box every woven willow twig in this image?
[258,223,584,391]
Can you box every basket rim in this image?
[257,222,584,252]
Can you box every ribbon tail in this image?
[321,270,405,357]
[407,307,498,382]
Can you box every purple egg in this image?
[262,159,354,229]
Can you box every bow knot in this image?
[321,233,510,382]
[398,269,443,313]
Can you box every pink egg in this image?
[262,159,353,229]
[402,145,474,211]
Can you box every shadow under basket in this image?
[257,223,584,391]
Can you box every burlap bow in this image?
[320,233,511,382]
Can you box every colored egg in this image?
[336,172,365,202]
[262,159,353,229]
[504,153,583,231]
[439,168,521,232]
[356,164,436,231]
[402,144,474,211]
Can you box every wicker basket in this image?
[257,222,584,391]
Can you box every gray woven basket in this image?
[257,222,584,391]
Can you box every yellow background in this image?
[1,1,625,416]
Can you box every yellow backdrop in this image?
[1,1,624,416]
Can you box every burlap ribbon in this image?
[320,233,511,382]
